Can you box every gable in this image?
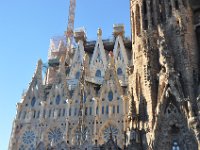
[113,36,129,86]
[90,37,107,71]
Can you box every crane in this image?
[65,0,76,65]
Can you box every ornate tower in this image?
[129,0,160,133]
[129,0,200,149]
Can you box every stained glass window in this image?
[69,108,71,116]
[56,95,61,105]
[95,70,101,77]
[106,105,109,114]
[113,106,115,114]
[48,127,63,143]
[117,105,120,113]
[22,130,35,144]
[37,111,40,118]
[108,91,113,101]
[49,109,51,117]
[104,125,118,141]
[117,68,123,75]
[85,107,88,116]
[31,97,36,107]
[89,107,92,115]
[102,106,104,114]
[83,92,87,103]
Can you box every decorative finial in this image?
[38,59,43,66]
[97,28,102,37]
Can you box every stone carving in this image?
[158,33,185,103]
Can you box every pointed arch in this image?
[113,35,128,65]
[31,97,36,107]
[90,37,107,71]
[55,95,61,105]
[113,36,129,86]
[95,70,101,77]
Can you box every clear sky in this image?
[0,0,130,149]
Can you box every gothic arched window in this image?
[69,108,71,116]
[31,97,36,107]
[83,91,87,103]
[89,107,92,115]
[108,91,113,101]
[136,4,141,36]
[117,105,120,113]
[117,67,123,76]
[95,70,101,77]
[49,109,51,117]
[113,106,115,114]
[106,105,109,114]
[56,95,61,105]
[102,106,104,114]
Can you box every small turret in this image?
[74,28,87,44]
[113,24,125,38]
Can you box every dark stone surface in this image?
[190,0,200,11]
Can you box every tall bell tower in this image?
[129,0,160,131]
[129,0,200,149]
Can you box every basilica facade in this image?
[9,0,200,150]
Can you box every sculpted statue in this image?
[166,70,184,102]
[158,36,174,73]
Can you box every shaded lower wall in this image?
[196,26,200,50]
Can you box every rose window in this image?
[22,130,35,145]
[103,125,118,141]
[48,127,63,143]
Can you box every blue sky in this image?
[0,0,130,149]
